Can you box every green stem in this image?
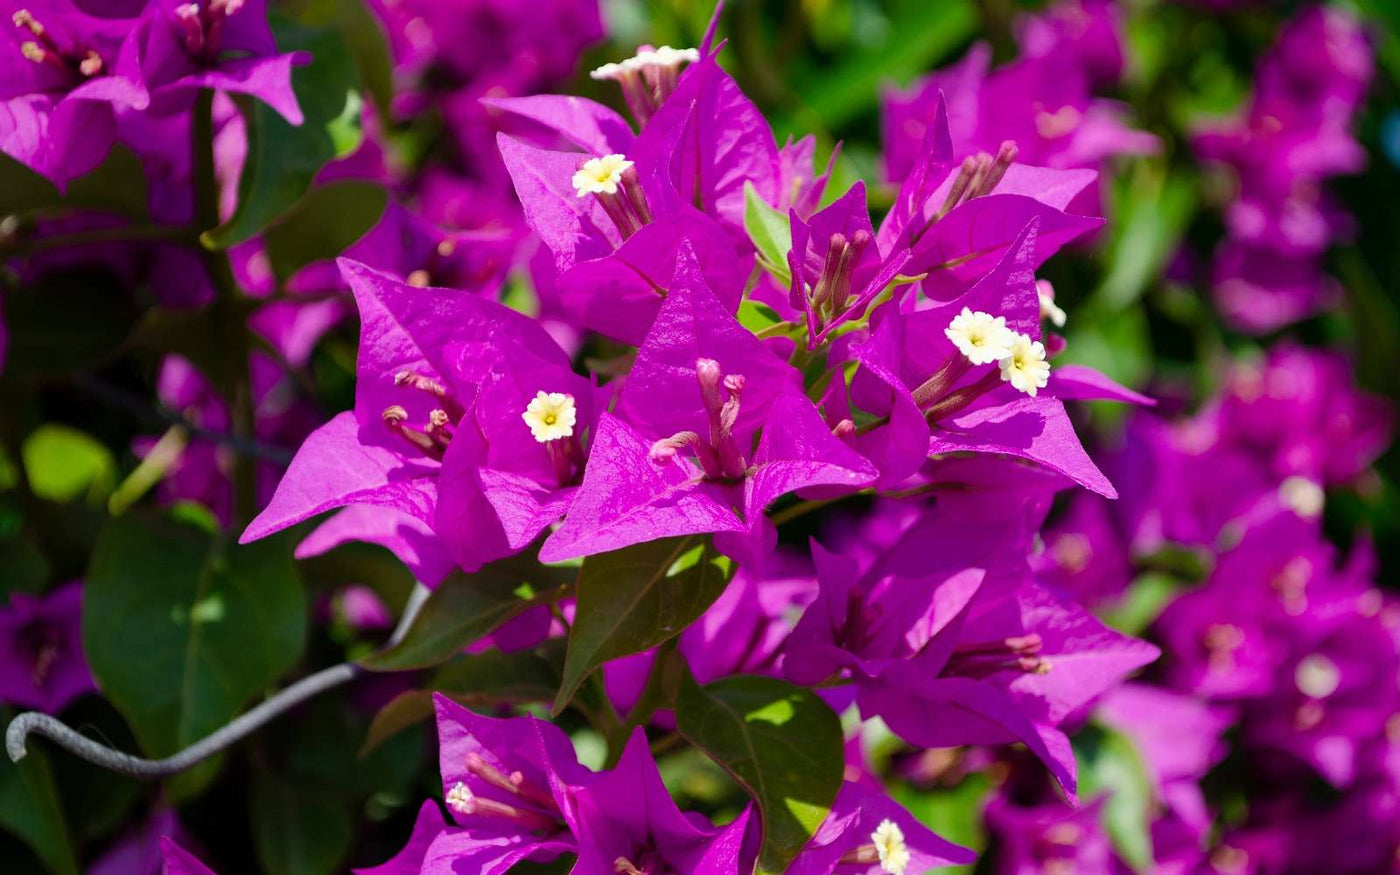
[192,89,257,526]
[770,495,849,527]
[584,672,620,739]
[3,223,192,258]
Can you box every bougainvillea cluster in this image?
[0,0,1395,873]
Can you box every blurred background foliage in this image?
[0,0,1397,872]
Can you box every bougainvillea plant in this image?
[1,0,1397,873]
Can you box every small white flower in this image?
[1294,653,1341,699]
[446,781,474,815]
[1279,476,1324,518]
[871,819,910,875]
[999,332,1051,397]
[589,61,627,81]
[522,391,577,443]
[1037,280,1067,328]
[592,45,699,79]
[572,154,633,197]
[945,307,1015,365]
[645,45,700,67]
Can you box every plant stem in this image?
[192,89,258,526]
[3,223,192,258]
[770,495,848,526]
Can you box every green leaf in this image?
[268,691,426,800]
[21,425,115,503]
[262,180,387,282]
[1059,303,1153,398]
[49,698,145,846]
[1077,725,1155,871]
[1095,163,1197,311]
[299,540,417,615]
[552,537,732,715]
[334,0,396,121]
[1,266,139,381]
[780,0,976,133]
[891,774,989,875]
[744,180,792,284]
[250,771,353,875]
[737,300,783,334]
[203,21,364,248]
[357,557,571,672]
[0,146,150,220]
[360,643,564,755]
[674,674,843,874]
[1101,572,1182,636]
[83,513,307,763]
[0,732,79,875]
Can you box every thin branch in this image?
[6,663,359,779]
[6,582,433,778]
[1,223,193,258]
[73,376,294,465]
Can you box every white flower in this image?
[1294,653,1341,699]
[592,45,698,79]
[644,45,700,68]
[522,391,577,442]
[999,332,1051,396]
[1037,280,1067,328]
[446,782,474,815]
[572,154,633,197]
[589,61,627,81]
[944,307,1015,365]
[1279,476,1324,518]
[872,819,910,875]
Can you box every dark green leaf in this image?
[0,733,78,875]
[83,512,307,762]
[299,540,418,614]
[203,21,364,247]
[360,643,564,755]
[334,0,396,120]
[1,266,139,381]
[358,558,571,672]
[262,180,387,282]
[49,697,145,846]
[0,728,78,873]
[269,691,425,800]
[128,305,232,396]
[0,146,150,220]
[553,537,732,715]
[250,771,353,875]
[675,673,843,874]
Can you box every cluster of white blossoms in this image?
[944,307,1052,396]
[572,154,634,197]
[590,45,700,81]
[523,391,578,442]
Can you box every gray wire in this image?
[5,582,432,778]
